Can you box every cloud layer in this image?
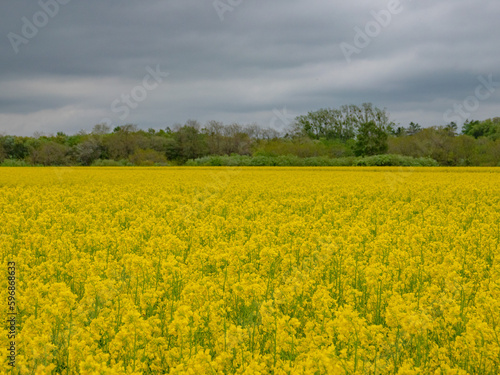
[1,0,499,135]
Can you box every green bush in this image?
[355,154,438,167]
[91,159,133,166]
[186,154,438,167]
[128,149,168,166]
[0,159,31,167]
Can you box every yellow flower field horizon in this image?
[1,167,500,374]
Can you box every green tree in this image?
[104,125,147,160]
[0,136,30,160]
[354,120,388,156]
[75,137,103,166]
[222,123,251,155]
[406,122,422,136]
[0,141,6,162]
[294,103,392,143]
[175,122,207,161]
[462,118,500,140]
[203,120,225,155]
[92,123,111,135]
[29,141,70,166]
[443,122,458,136]
[294,108,355,141]
[393,126,407,137]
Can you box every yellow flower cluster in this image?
[1,166,499,374]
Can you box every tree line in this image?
[1,103,499,166]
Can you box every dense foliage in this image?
[1,105,499,166]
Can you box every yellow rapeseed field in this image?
[1,167,500,374]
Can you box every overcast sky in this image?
[1,0,499,136]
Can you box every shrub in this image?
[186,154,438,167]
[129,149,168,166]
[29,141,70,166]
[0,159,31,167]
[355,154,438,167]
[91,159,133,166]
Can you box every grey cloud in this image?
[0,0,499,135]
